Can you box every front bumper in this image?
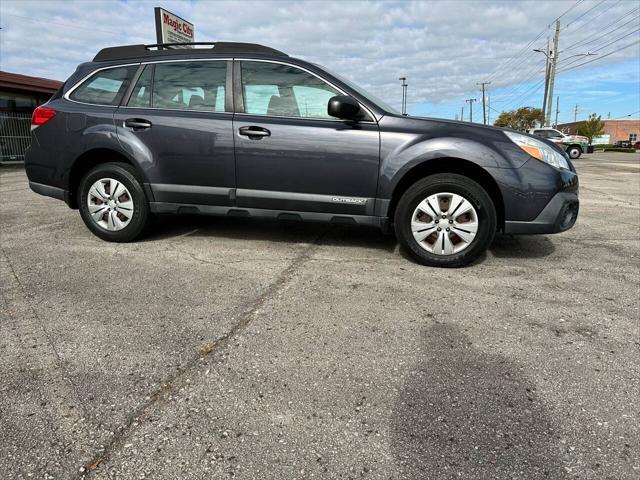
[504,191,579,234]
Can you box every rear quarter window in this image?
[69,65,137,106]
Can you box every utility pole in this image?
[488,96,491,124]
[399,77,408,115]
[461,106,464,122]
[546,20,560,126]
[555,96,559,127]
[465,98,477,123]
[476,82,491,124]
[541,37,551,125]
[574,103,578,123]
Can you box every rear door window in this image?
[147,61,226,112]
[69,66,137,106]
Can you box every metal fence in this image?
[0,112,31,163]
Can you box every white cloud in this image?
[0,0,637,112]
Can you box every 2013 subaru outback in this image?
[25,42,579,267]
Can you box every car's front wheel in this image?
[78,162,150,242]
[394,174,497,267]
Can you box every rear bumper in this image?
[503,191,579,234]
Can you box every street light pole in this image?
[399,77,408,115]
[465,98,477,123]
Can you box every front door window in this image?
[240,61,340,119]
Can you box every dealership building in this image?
[557,119,639,145]
[0,70,62,163]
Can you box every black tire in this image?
[567,146,582,159]
[394,174,497,267]
[78,162,150,242]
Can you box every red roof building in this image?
[0,71,62,162]
[0,71,63,97]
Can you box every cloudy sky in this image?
[1,0,638,123]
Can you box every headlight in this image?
[504,131,569,170]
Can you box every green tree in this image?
[494,107,544,131]
[576,114,605,143]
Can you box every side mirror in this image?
[327,95,361,120]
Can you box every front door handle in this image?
[239,126,270,139]
[124,118,152,130]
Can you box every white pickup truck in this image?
[527,128,592,159]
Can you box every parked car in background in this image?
[614,140,632,148]
[528,127,592,159]
[25,42,579,267]
[633,141,640,150]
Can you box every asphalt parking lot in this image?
[1,151,638,480]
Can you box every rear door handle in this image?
[124,118,152,130]
[238,126,270,138]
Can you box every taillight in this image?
[32,106,56,126]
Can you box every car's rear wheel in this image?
[395,174,496,267]
[567,146,582,159]
[78,162,150,242]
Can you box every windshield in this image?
[317,64,401,115]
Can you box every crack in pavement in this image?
[83,231,326,477]
[1,246,96,476]
[0,245,91,420]
[579,186,639,206]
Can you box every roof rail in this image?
[93,42,288,62]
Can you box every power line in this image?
[485,0,585,83]
[558,28,640,71]
[568,0,623,28]
[500,78,547,111]
[491,58,547,103]
[557,39,640,73]
[565,8,640,51]
[485,37,546,83]
[490,0,631,115]
[563,0,608,29]
[488,104,503,115]
[587,26,640,53]
[615,110,640,119]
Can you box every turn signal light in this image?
[32,106,56,126]
[519,144,542,160]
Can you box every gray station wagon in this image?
[25,42,579,267]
